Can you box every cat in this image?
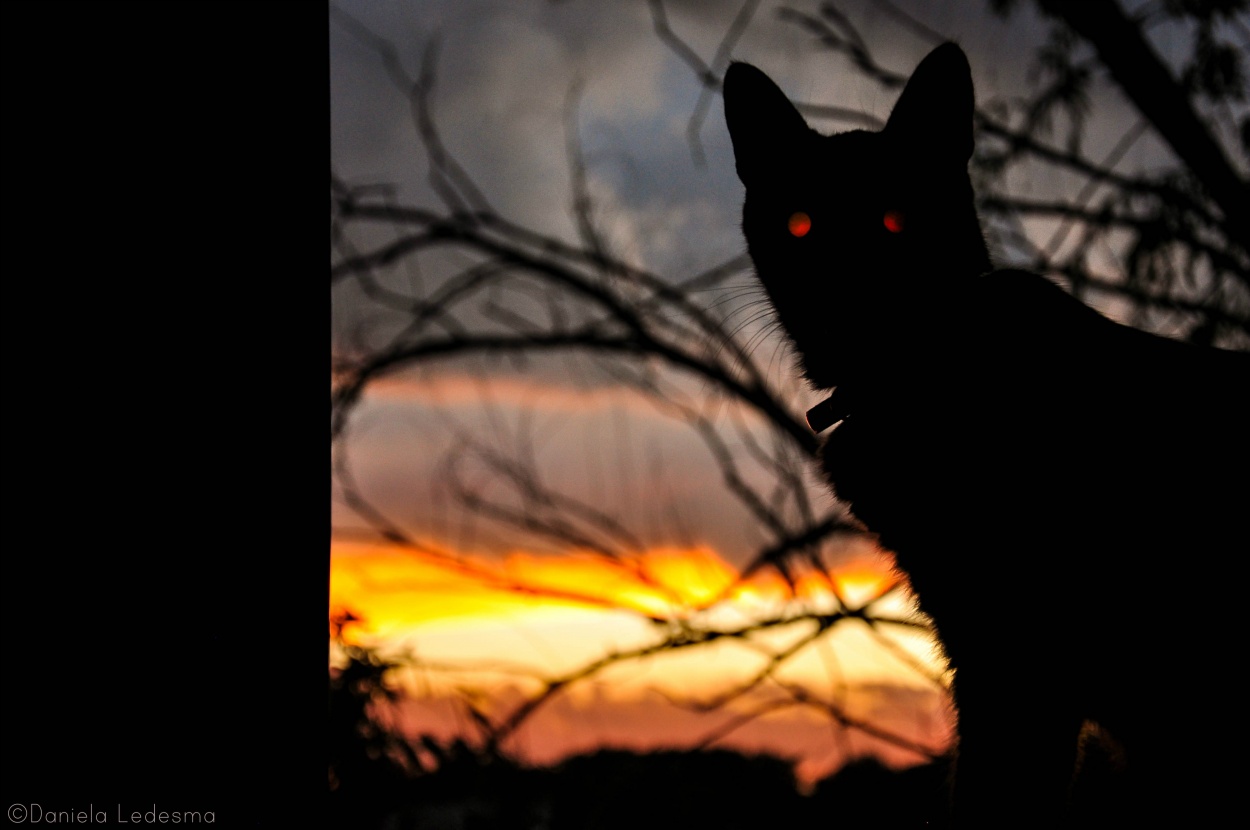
[723,42,1249,828]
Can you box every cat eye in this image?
[883,210,905,233]
[788,212,812,237]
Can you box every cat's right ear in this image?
[723,62,810,188]
[883,42,975,165]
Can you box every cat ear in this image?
[723,62,811,187]
[884,42,975,164]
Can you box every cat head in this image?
[724,42,990,390]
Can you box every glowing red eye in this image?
[883,210,905,233]
[788,212,812,237]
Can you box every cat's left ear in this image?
[884,42,975,165]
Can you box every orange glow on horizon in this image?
[330,539,902,644]
[329,539,951,784]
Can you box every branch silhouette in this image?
[325,0,1247,806]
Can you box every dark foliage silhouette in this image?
[725,41,1249,827]
[331,626,926,828]
[807,756,952,829]
[328,620,422,828]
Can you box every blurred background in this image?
[329,1,1248,826]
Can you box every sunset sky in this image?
[328,537,953,784]
[329,0,1189,782]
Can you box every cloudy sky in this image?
[336,0,1009,543]
[329,0,1187,563]
[330,0,1057,264]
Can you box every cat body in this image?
[724,43,1249,827]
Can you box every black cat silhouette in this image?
[724,42,1249,828]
